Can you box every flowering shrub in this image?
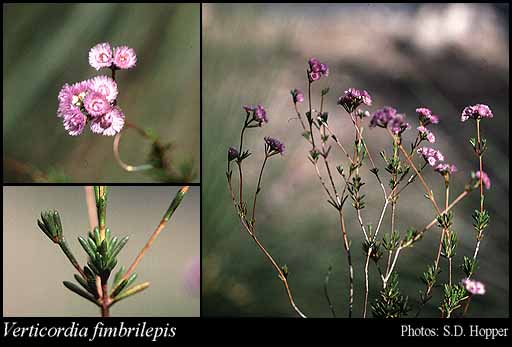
[226,58,494,318]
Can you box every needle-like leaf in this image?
[110,282,150,306]
[63,281,100,306]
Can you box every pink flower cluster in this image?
[434,163,457,175]
[476,170,491,190]
[88,42,137,71]
[417,126,436,143]
[57,77,124,136]
[338,88,372,113]
[370,106,410,135]
[57,43,136,136]
[308,58,329,82]
[416,107,440,126]
[417,147,445,166]
[461,104,493,122]
[462,278,486,295]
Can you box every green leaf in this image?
[109,237,119,255]
[111,279,129,298]
[53,211,63,238]
[163,187,189,222]
[93,228,101,246]
[37,219,53,242]
[110,236,129,259]
[106,257,117,272]
[63,281,100,307]
[98,239,108,257]
[113,266,125,287]
[78,236,96,261]
[74,274,97,297]
[111,282,150,305]
[87,236,97,252]
[83,266,95,280]
[88,261,101,276]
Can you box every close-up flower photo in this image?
[3,3,200,183]
[202,3,509,318]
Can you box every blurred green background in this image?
[203,3,509,317]
[3,3,200,182]
[3,186,199,317]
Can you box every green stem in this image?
[59,239,86,278]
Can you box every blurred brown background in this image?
[203,3,509,317]
[3,186,199,317]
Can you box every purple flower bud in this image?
[243,104,268,124]
[254,104,268,123]
[308,57,320,67]
[264,136,285,155]
[389,113,409,135]
[228,147,239,162]
[320,63,329,76]
[461,104,493,122]
[291,89,304,104]
[243,105,255,114]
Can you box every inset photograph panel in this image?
[3,3,200,183]
[3,186,199,317]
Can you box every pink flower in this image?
[62,110,87,136]
[462,278,486,295]
[291,89,304,104]
[113,46,137,69]
[461,104,493,122]
[416,107,432,118]
[308,57,329,81]
[435,163,457,175]
[89,75,118,102]
[476,170,491,190]
[417,147,444,167]
[308,71,321,82]
[426,132,436,143]
[84,91,111,117]
[90,106,125,136]
[57,80,91,116]
[416,107,440,126]
[88,42,113,70]
[338,88,373,113]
